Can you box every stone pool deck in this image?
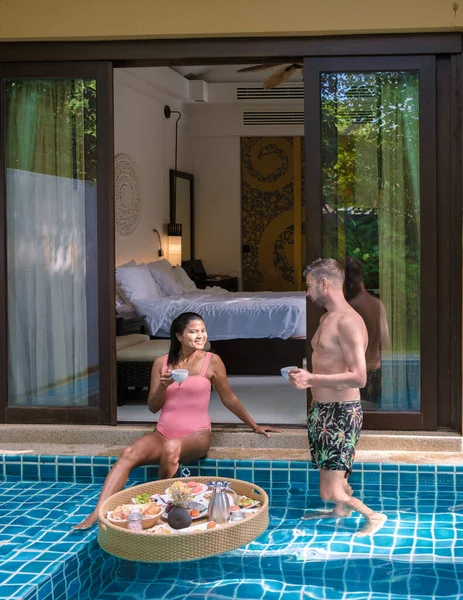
[0,424,462,464]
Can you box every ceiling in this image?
[170,64,303,84]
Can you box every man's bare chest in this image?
[311,319,340,354]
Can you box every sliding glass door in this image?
[0,63,115,424]
[305,56,438,430]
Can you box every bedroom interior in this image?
[114,64,308,425]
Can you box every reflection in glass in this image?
[5,79,99,407]
[321,71,420,411]
[175,178,191,261]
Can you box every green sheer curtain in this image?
[321,71,421,412]
[378,72,420,410]
[6,79,97,406]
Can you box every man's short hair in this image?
[345,256,364,287]
[303,258,344,288]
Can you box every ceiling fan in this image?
[237,63,303,89]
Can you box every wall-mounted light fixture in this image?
[153,228,164,257]
[167,223,182,266]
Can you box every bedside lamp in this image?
[167,223,182,266]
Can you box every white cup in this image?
[280,366,298,381]
[171,369,189,383]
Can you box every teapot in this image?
[206,481,238,524]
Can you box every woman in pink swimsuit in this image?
[74,312,280,529]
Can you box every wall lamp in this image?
[153,228,164,257]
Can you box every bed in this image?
[116,260,307,375]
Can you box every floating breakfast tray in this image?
[98,476,269,563]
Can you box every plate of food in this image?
[106,502,162,529]
[165,480,208,497]
[237,495,261,510]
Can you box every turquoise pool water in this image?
[1,455,463,599]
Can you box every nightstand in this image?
[116,312,147,335]
[195,276,238,292]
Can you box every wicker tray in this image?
[98,476,269,563]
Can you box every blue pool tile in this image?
[273,470,289,482]
[363,463,380,471]
[23,464,39,480]
[236,460,254,468]
[217,468,235,479]
[272,461,289,470]
[399,464,417,472]
[5,463,21,477]
[75,456,92,464]
[57,465,74,479]
[3,454,463,600]
[39,465,56,480]
[381,464,399,471]
[145,467,159,479]
[290,461,307,469]
[57,456,74,464]
[91,456,110,465]
[235,469,253,481]
[418,464,436,472]
[437,465,454,472]
[75,466,92,478]
[39,455,57,464]
[5,455,22,462]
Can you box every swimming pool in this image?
[1,455,463,599]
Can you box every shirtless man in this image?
[345,256,390,406]
[288,258,387,537]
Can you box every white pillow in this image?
[174,265,197,293]
[116,301,136,314]
[148,260,184,296]
[117,259,137,268]
[116,263,160,302]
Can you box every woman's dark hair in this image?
[167,312,205,367]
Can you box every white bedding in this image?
[132,288,307,340]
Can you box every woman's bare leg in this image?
[158,430,211,480]
[73,431,166,530]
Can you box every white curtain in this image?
[6,79,96,406]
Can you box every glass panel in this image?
[5,78,99,407]
[321,71,420,412]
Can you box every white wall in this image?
[114,68,192,266]
[193,136,241,277]
[114,68,304,286]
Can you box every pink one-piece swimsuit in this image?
[156,352,213,440]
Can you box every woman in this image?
[74,312,281,529]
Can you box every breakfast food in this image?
[108,503,161,522]
[238,495,259,509]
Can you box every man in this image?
[344,256,390,407]
[289,258,387,536]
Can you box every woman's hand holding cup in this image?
[160,370,175,389]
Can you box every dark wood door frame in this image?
[0,33,459,64]
[0,61,115,425]
[0,33,460,428]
